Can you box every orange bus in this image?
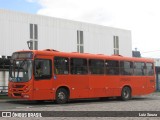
[8,49,155,103]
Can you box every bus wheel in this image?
[121,86,131,101]
[55,88,69,104]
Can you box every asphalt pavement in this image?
[0,92,160,120]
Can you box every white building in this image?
[0,9,132,89]
[0,9,132,57]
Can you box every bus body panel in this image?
[88,76,121,97]
[33,79,53,100]
[54,75,89,99]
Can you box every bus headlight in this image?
[24,86,31,93]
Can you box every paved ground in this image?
[0,92,160,120]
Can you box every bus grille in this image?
[13,93,21,96]
[12,85,25,88]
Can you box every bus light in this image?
[24,86,31,93]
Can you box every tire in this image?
[55,88,69,104]
[121,87,131,101]
[36,100,44,103]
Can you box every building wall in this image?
[0,9,132,89]
[0,9,132,57]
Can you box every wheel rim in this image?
[56,88,69,104]
[123,89,129,98]
[58,92,66,101]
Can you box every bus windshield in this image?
[9,60,33,82]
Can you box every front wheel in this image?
[55,88,69,104]
[121,87,131,101]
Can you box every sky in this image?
[0,0,160,58]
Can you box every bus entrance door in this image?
[33,58,53,100]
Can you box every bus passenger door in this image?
[33,58,53,100]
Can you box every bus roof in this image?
[15,49,154,63]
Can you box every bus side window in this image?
[54,57,69,75]
[134,62,145,76]
[70,58,88,75]
[34,59,52,79]
[105,60,119,75]
[89,59,104,75]
[120,61,133,75]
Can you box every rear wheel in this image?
[121,87,131,101]
[55,88,69,104]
